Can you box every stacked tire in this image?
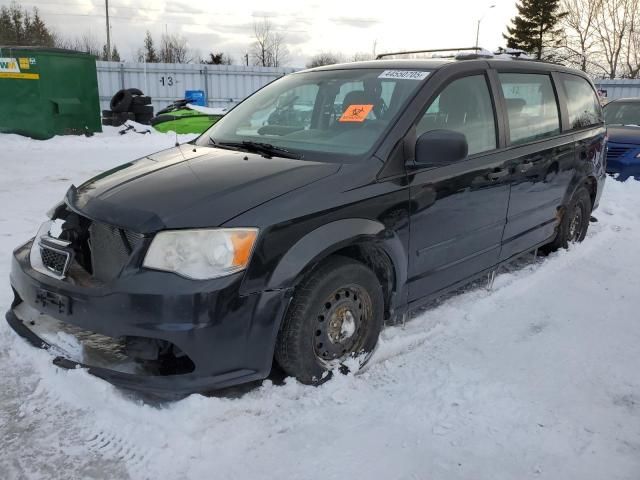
[102,88,154,126]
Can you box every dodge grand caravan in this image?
[7,52,607,395]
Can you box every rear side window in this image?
[560,74,603,129]
[499,73,560,145]
[417,75,496,155]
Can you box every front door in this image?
[407,73,511,303]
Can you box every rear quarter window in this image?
[499,73,561,145]
[559,74,603,129]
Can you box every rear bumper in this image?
[7,241,292,396]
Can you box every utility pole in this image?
[105,0,111,61]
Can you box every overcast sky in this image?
[7,0,518,66]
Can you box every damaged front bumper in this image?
[7,240,291,396]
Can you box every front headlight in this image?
[143,228,258,280]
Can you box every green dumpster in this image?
[0,46,101,139]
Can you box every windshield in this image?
[604,102,640,126]
[196,68,431,159]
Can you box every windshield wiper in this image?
[217,141,303,159]
[207,136,246,153]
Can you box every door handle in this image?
[486,169,509,181]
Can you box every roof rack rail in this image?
[375,47,483,60]
[374,47,564,66]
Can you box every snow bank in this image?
[0,129,639,479]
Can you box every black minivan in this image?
[7,52,606,395]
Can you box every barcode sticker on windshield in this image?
[378,70,430,81]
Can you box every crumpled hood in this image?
[65,145,340,233]
[607,126,640,145]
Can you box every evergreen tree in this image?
[503,0,567,60]
[0,2,24,44]
[203,52,231,65]
[8,1,24,44]
[0,3,54,46]
[99,44,120,61]
[24,8,54,46]
[0,7,14,44]
[142,31,159,63]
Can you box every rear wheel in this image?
[543,185,592,252]
[275,256,384,384]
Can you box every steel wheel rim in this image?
[313,284,372,365]
[568,204,584,242]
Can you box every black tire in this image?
[275,256,384,385]
[110,89,133,113]
[134,113,153,125]
[130,104,154,115]
[127,87,144,96]
[131,95,152,106]
[101,117,113,126]
[102,109,114,117]
[543,185,592,252]
[110,117,126,127]
[113,111,135,121]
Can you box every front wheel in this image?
[275,256,384,384]
[543,185,592,252]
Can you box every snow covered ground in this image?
[1,127,639,480]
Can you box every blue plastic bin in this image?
[185,90,206,106]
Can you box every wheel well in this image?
[297,243,396,321]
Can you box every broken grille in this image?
[88,222,144,282]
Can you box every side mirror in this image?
[414,129,468,166]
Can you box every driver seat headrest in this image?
[342,90,374,112]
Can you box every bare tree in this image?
[250,18,289,67]
[306,52,344,68]
[270,31,289,67]
[595,0,638,78]
[352,52,374,61]
[54,32,102,57]
[251,18,271,67]
[625,28,640,77]
[622,4,640,77]
[159,33,192,63]
[559,0,602,72]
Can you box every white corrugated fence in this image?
[96,62,640,113]
[594,79,640,100]
[96,61,297,112]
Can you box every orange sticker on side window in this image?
[339,104,374,122]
